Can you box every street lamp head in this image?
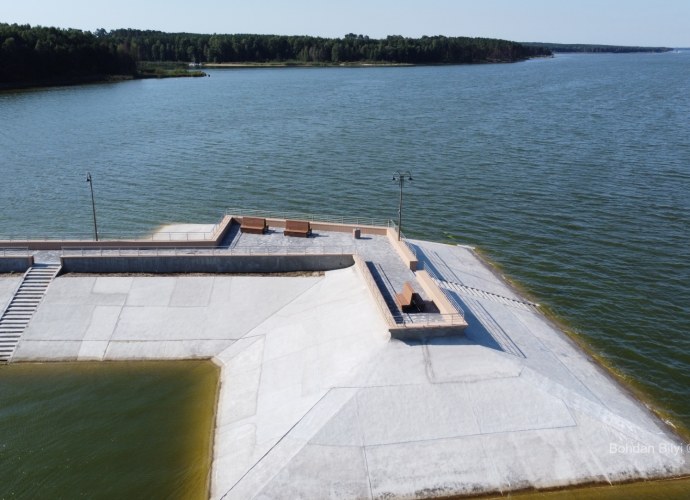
[86,172,92,183]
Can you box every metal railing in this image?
[354,257,466,329]
[400,311,467,327]
[225,207,393,229]
[421,264,466,319]
[0,213,230,243]
[0,231,217,242]
[1,247,31,257]
[61,245,357,258]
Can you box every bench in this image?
[240,216,268,234]
[395,281,425,312]
[284,220,312,237]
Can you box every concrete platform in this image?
[8,235,690,498]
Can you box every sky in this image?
[3,0,689,47]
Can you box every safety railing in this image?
[0,247,31,257]
[0,231,217,242]
[225,207,393,229]
[420,264,466,319]
[399,311,467,327]
[61,245,357,258]
[354,257,466,329]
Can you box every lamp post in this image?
[86,172,99,241]
[392,171,412,241]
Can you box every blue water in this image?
[1,52,689,428]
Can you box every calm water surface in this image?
[0,361,218,499]
[1,52,689,493]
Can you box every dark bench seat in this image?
[284,220,312,237]
[240,216,268,234]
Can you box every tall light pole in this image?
[86,172,99,241]
[392,171,412,241]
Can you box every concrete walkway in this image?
[6,238,690,498]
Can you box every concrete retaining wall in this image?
[0,256,33,273]
[60,254,354,274]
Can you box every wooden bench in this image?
[284,220,312,237]
[240,216,268,234]
[395,281,425,312]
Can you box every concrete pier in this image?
[2,217,688,498]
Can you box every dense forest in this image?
[0,23,136,85]
[523,42,672,53]
[1,23,552,86]
[103,29,551,64]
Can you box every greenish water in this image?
[481,477,690,499]
[0,361,219,499]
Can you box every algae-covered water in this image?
[0,361,219,499]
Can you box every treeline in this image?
[0,23,136,84]
[105,30,551,64]
[523,42,671,53]
[1,23,551,86]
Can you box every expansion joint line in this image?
[219,388,339,500]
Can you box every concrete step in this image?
[0,263,61,362]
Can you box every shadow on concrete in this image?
[407,242,446,279]
[445,289,506,353]
[365,261,401,321]
[219,221,241,247]
[397,335,473,347]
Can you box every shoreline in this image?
[471,244,690,445]
[0,71,206,92]
[0,57,541,91]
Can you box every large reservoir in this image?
[1,51,689,496]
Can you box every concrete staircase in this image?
[0,263,60,362]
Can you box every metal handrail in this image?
[225,207,393,229]
[61,245,358,258]
[0,231,217,242]
[400,311,466,327]
[421,264,466,319]
[0,247,31,257]
[354,257,466,329]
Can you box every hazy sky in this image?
[4,0,689,47]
